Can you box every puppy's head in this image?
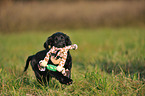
[44,32,72,49]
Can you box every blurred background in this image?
[0,0,145,33]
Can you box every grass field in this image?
[0,28,145,95]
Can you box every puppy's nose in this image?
[57,43,65,48]
[57,44,63,48]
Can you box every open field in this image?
[0,27,145,95]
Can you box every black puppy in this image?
[24,32,73,86]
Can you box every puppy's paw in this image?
[60,77,73,85]
[65,78,73,85]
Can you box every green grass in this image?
[0,27,145,95]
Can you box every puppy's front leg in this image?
[49,71,73,85]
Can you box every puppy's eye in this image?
[61,36,64,39]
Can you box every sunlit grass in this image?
[0,27,145,95]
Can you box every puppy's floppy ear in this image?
[44,36,53,49]
[65,35,72,46]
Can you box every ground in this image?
[0,27,145,95]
